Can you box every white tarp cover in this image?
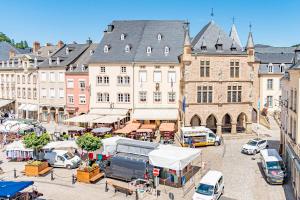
[149,145,201,171]
[5,140,33,152]
[64,114,102,123]
[92,115,126,124]
[0,99,14,108]
[90,108,128,116]
[27,104,38,111]
[43,140,79,150]
[101,136,132,156]
[132,108,178,120]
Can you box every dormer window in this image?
[120,33,126,40]
[268,64,273,73]
[164,46,170,55]
[125,44,131,53]
[157,34,162,41]
[216,44,223,51]
[231,46,237,51]
[70,65,73,71]
[56,57,60,65]
[280,64,285,73]
[201,46,207,51]
[90,50,94,55]
[146,46,152,54]
[66,47,69,55]
[104,45,110,53]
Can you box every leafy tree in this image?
[23,132,50,150]
[24,40,28,48]
[0,32,11,43]
[76,133,101,152]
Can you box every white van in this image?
[44,150,81,169]
[193,170,224,200]
[260,149,286,184]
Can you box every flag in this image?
[182,96,186,113]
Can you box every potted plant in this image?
[23,133,50,176]
[76,133,102,183]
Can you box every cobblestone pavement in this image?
[0,117,295,200]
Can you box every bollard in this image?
[13,168,17,178]
[135,189,139,200]
[105,181,108,192]
[72,174,76,184]
[51,170,54,181]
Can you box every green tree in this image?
[0,32,11,43]
[23,133,50,150]
[24,40,28,48]
[76,133,101,152]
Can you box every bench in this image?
[112,184,133,196]
[38,167,53,176]
[89,172,104,183]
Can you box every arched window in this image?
[104,45,109,53]
[268,64,273,73]
[125,44,131,53]
[146,46,152,54]
[164,46,170,54]
[157,34,162,41]
[120,33,126,40]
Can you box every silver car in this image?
[241,138,268,155]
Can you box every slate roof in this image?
[258,63,292,74]
[89,20,185,64]
[255,47,296,54]
[0,41,31,61]
[38,43,89,68]
[255,52,294,64]
[66,43,98,73]
[191,21,244,54]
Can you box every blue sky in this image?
[0,0,299,47]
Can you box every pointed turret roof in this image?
[229,24,242,47]
[184,28,191,46]
[246,32,254,49]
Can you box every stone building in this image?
[280,46,300,200]
[181,21,258,134]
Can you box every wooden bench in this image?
[89,172,104,183]
[112,184,133,196]
[38,167,53,176]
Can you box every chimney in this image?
[33,41,41,53]
[57,40,64,48]
[9,50,15,59]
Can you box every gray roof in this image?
[229,24,242,47]
[38,43,89,68]
[255,52,294,64]
[258,63,292,74]
[89,20,185,63]
[191,21,244,54]
[66,43,98,73]
[0,41,31,61]
[255,46,296,54]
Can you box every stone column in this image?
[246,122,252,134]
[231,123,237,134]
[47,107,50,123]
[217,123,222,135]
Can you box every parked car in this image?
[241,138,268,155]
[44,150,81,169]
[105,152,153,182]
[260,149,286,184]
[193,170,224,200]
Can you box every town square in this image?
[0,1,299,200]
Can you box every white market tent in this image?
[64,114,102,123]
[91,115,126,124]
[101,136,132,156]
[148,145,201,171]
[132,108,178,120]
[5,140,32,152]
[43,140,79,150]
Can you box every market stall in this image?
[136,128,154,141]
[148,145,201,187]
[101,136,132,156]
[114,122,141,138]
[43,140,79,150]
[5,140,33,161]
[159,123,176,144]
[91,127,112,137]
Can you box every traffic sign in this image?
[153,168,160,177]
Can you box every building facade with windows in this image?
[256,47,295,113]
[65,42,97,121]
[38,43,89,124]
[280,46,300,200]
[182,21,259,134]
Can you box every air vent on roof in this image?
[164,46,170,55]
[146,46,152,54]
[157,33,162,41]
[90,50,94,55]
[104,45,110,53]
[125,44,131,53]
[66,47,69,55]
[121,33,126,40]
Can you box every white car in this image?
[193,170,224,200]
[241,138,268,155]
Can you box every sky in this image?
[0,0,299,47]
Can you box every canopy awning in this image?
[43,140,79,150]
[0,181,34,198]
[132,108,178,120]
[5,140,33,152]
[92,127,112,134]
[149,145,201,171]
[159,123,175,132]
[18,104,26,110]
[90,108,129,116]
[114,122,141,134]
[91,115,126,124]
[64,114,102,123]
[27,104,38,111]
[136,128,153,133]
[0,99,14,108]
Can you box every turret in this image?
[183,24,192,55]
[229,23,242,48]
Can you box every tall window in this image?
[67,79,74,88]
[79,95,86,104]
[267,79,273,90]
[139,71,147,82]
[124,93,130,102]
[97,76,109,85]
[153,71,162,83]
[230,60,240,78]
[22,88,26,98]
[200,60,210,77]
[153,92,161,103]
[41,88,46,98]
[168,71,176,83]
[59,88,64,98]
[294,90,297,112]
[267,96,273,107]
[27,88,31,99]
[27,75,31,84]
[168,92,176,103]
[118,93,124,103]
[33,88,37,99]
[50,72,55,82]
[58,72,64,82]
[139,91,147,102]
[41,72,46,81]
[227,86,242,103]
[68,95,74,104]
[268,64,273,73]
[22,75,25,84]
[97,93,109,102]
[17,75,20,84]
[197,86,213,103]
[49,88,55,98]
[33,75,37,84]
[79,80,86,90]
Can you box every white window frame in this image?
[139,71,147,82]
[100,66,106,73]
[153,71,162,83]
[79,95,86,104]
[168,92,176,103]
[67,79,74,88]
[58,72,64,82]
[121,66,127,73]
[153,92,162,103]
[139,91,147,103]
[41,88,47,98]
[50,72,55,82]
[67,95,74,104]
[49,88,55,98]
[168,71,176,83]
[41,72,47,81]
[59,88,64,98]
[146,46,152,54]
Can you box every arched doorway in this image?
[206,114,217,133]
[237,113,247,133]
[50,107,56,122]
[58,107,65,124]
[222,114,232,133]
[252,108,258,123]
[190,115,201,126]
[41,106,48,122]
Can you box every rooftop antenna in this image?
[249,22,252,32]
[211,8,214,21]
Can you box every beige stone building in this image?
[280,46,300,199]
[181,21,259,134]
